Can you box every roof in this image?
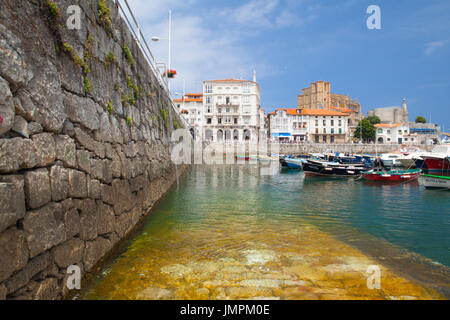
[374,123,405,128]
[331,106,355,113]
[207,79,250,83]
[301,108,349,116]
[173,98,203,103]
[186,93,203,97]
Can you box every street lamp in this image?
[152,10,172,93]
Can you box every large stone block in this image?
[64,93,100,131]
[115,211,134,238]
[5,252,51,295]
[32,133,56,167]
[94,112,113,142]
[50,165,69,202]
[55,135,76,168]
[96,201,115,235]
[0,76,15,137]
[52,238,84,268]
[0,175,26,233]
[26,60,66,133]
[74,127,105,158]
[0,24,33,87]
[24,168,51,209]
[12,115,29,138]
[32,278,59,300]
[101,179,135,215]
[0,227,29,283]
[76,150,91,174]
[88,178,101,199]
[23,203,66,258]
[64,208,80,239]
[90,158,112,184]
[83,237,111,272]
[68,169,87,198]
[78,199,98,241]
[0,138,37,173]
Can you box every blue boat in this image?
[284,158,307,169]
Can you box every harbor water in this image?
[78,164,450,300]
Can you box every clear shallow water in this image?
[79,165,450,300]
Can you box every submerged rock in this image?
[136,287,172,300]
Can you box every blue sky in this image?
[128,0,450,131]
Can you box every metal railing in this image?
[113,0,191,130]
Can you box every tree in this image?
[354,119,376,142]
[366,115,381,125]
[415,116,427,124]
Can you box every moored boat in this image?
[362,169,421,183]
[303,160,367,177]
[419,174,450,189]
[421,145,450,172]
[284,158,307,169]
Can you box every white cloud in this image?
[425,40,449,55]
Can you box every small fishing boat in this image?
[380,153,404,167]
[362,169,421,183]
[284,158,307,169]
[236,155,250,161]
[419,174,450,189]
[303,160,367,177]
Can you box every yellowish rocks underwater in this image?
[80,222,443,300]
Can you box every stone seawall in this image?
[0,0,188,300]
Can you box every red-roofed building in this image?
[174,93,204,139]
[269,107,351,143]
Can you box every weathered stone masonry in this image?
[0,0,188,299]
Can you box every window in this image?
[234,118,238,124]
[323,120,326,126]
[207,118,212,124]
[207,106,211,113]
[331,120,334,126]
[315,128,319,134]
[331,129,335,134]
[339,128,342,134]
[218,118,222,124]
[323,136,327,143]
[205,85,212,93]
[243,85,250,93]
[226,108,230,113]
[205,96,212,104]
[218,108,222,114]
[226,97,231,104]
[243,96,250,103]
[339,120,342,126]
[378,129,383,134]
[315,120,319,126]
[323,128,326,134]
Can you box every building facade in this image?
[297,81,362,141]
[375,123,418,145]
[269,108,350,143]
[174,93,203,140]
[202,78,264,142]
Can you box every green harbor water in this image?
[79,164,450,300]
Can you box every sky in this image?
[125,0,450,132]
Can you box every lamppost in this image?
[152,10,172,94]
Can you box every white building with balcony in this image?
[174,93,203,140]
[269,108,350,143]
[202,78,263,142]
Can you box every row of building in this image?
[175,78,440,145]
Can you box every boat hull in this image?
[363,170,421,182]
[419,174,450,189]
[422,157,450,172]
[285,159,305,169]
[303,161,366,177]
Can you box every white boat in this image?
[380,153,404,167]
[419,174,450,189]
[397,152,426,168]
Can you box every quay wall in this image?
[0,0,188,300]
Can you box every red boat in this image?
[421,145,450,172]
[362,169,422,182]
